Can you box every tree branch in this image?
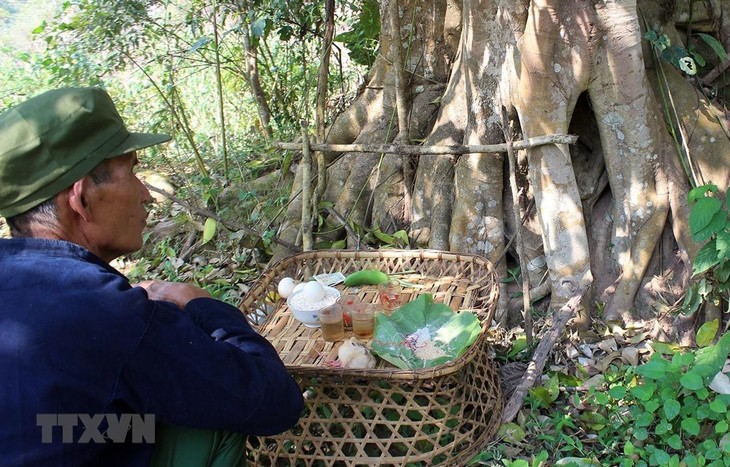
[502,294,584,423]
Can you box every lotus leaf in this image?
[370,294,481,369]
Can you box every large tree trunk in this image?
[274,0,730,326]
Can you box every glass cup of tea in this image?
[336,294,360,330]
[378,279,402,313]
[318,304,345,342]
[351,304,375,340]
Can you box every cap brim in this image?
[107,132,171,159]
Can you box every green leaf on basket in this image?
[370,294,481,369]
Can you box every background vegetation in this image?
[2,0,730,465]
[1,0,373,303]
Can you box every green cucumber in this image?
[343,269,389,286]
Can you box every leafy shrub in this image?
[583,322,730,466]
[683,184,730,317]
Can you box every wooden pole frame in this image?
[274,133,578,156]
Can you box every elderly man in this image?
[0,87,303,466]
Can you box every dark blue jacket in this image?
[0,238,303,466]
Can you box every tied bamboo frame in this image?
[240,249,503,466]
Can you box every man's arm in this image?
[119,283,303,436]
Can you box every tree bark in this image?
[273,0,730,325]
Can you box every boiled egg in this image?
[302,281,326,302]
[277,277,297,299]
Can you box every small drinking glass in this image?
[318,304,345,342]
[351,304,375,340]
[336,294,360,330]
[378,279,402,313]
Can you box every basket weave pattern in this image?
[240,250,503,466]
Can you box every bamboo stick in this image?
[272,134,578,155]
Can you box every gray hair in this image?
[6,159,113,237]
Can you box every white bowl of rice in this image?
[287,286,341,328]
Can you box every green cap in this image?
[0,87,171,217]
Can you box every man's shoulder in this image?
[0,237,125,279]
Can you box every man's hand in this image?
[134,280,212,309]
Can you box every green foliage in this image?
[334,0,380,67]
[682,184,730,316]
[573,324,730,466]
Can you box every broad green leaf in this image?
[690,197,722,236]
[633,427,649,441]
[393,230,409,246]
[655,419,672,435]
[694,332,730,378]
[202,217,217,245]
[672,351,695,366]
[688,183,718,203]
[608,385,627,399]
[690,50,706,67]
[645,399,660,413]
[650,448,671,466]
[664,399,681,420]
[637,355,670,379]
[697,33,728,60]
[702,439,721,459]
[331,239,347,249]
[631,383,656,401]
[636,411,654,427]
[545,374,560,401]
[529,387,553,407]
[710,399,727,414]
[370,294,481,369]
[682,454,699,467]
[693,210,728,242]
[697,319,720,347]
[717,230,730,258]
[693,239,720,276]
[681,417,701,436]
[681,371,705,390]
[624,441,635,455]
[716,260,730,283]
[507,336,527,357]
[652,341,682,354]
[667,434,683,450]
[372,228,395,245]
[593,391,609,405]
[557,372,582,387]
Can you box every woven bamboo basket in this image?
[239,249,502,466]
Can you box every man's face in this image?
[83,152,152,262]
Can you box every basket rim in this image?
[239,248,499,380]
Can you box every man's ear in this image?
[67,177,93,221]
